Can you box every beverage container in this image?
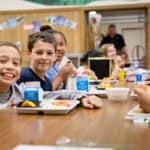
[76,75,89,93]
[66,76,77,91]
[119,69,125,82]
[135,73,143,84]
[23,82,43,102]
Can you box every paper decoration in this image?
[32,20,41,32]
[46,16,77,29]
[89,11,102,34]
[0,16,24,30]
[23,24,33,30]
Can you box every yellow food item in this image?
[21,100,37,107]
[97,83,112,89]
[51,100,71,107]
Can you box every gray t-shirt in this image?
[0,84,23,107]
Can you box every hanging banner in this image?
[23,24,33,30]
[0,16,24,30]
[32,20,41,32]
[46,16,77,29]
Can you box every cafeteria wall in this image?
[1,2,150,68]
[0,7,85,66]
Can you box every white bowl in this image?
[106,87,130,102]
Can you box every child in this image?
[78,49,103,80]
[100,44,123,79]
[17,31,56,91]
[0,41,22,107]
[44,30,98,84]
[44,30,77,83]
[134,84,150,113]
[17,31,102,109]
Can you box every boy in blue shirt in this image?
[17,31,102,109]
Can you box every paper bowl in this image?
[106,87,130,102]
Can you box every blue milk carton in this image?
[135,72,143,84]
[23,82,43,102]
[76,75,89,93]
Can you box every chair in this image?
[88,57,112,79]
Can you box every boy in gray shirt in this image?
[0,41,22,107]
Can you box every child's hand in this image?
[133,84,150,113]
[81,69,98,80]
[81,95,103,109]
[58,62,77,80]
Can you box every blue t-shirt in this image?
[17,68,52,91]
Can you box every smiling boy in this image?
[17,32,102,109]
[0,41,22,106]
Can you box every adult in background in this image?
[99,24,127,54]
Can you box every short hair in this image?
[40,25,52,32]
[80,49,103,65]
[0,41,21,54]
[28,31,57,52]
[108,24,116,28]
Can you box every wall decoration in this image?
[32,20,41,32]
[0,16,24,30]
[46,16,77,29]
[88,11,102,49]
[23,24,33,30]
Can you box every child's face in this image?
[107,46,117,59]
[29,40,56,75]
[0,46,21,87]
[54,33,67,62]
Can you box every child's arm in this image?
[52,62,77,90]
[134,85,150,113]
[80,95,102,109]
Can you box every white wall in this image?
[0,0,49,10]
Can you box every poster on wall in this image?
[32,20,41,32]
[46,16,77,29]
[23,20,41,32]
[0,16,24,30]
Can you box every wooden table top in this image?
[0,100,149,150]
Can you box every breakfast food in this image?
[21,100,37,107]
[51,100,71,107]
[97,77,113,89]
[97,83,112,89]
[101,77,113,83]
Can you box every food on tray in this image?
[101,77,113,83]
[96,83,112,90]
[21,100,37,107]
[17,100,39,107]
[51,100,71,107]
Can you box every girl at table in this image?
[100,43,125,79]
[0,41,22,107]
[44,30,77,86]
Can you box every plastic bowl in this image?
[106,87,130,102]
